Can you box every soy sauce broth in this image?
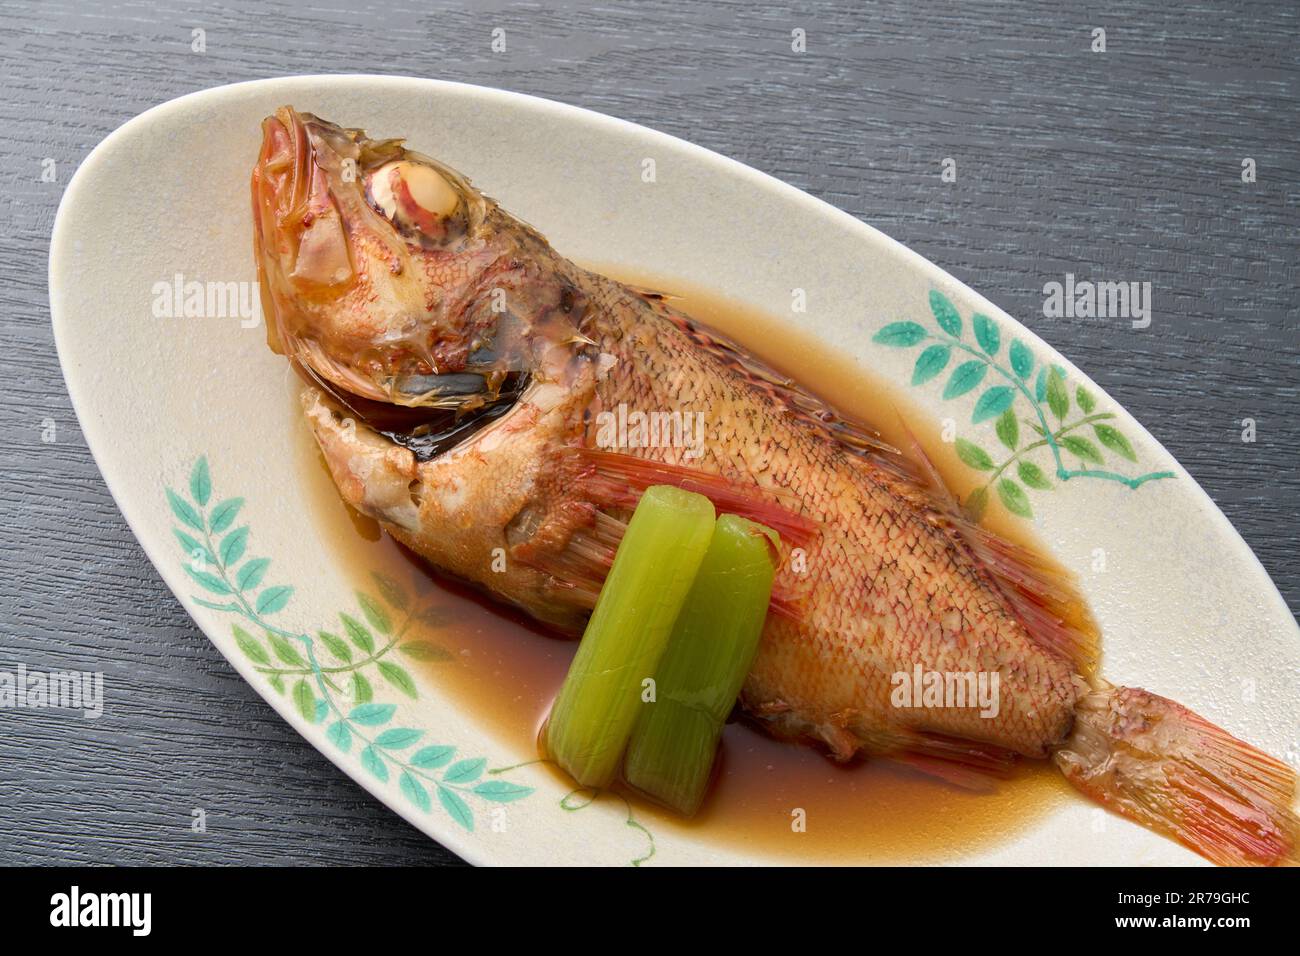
[291,271,1073,863]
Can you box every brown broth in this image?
[290,271,1075,863]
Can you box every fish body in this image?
[253,107,1297,865]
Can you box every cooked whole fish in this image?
[251,106,1297,865]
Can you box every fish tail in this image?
[1054,684,1298,866]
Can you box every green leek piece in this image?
[545,484,716,788]
[624,515,779,815]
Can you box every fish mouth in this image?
[298,358,531,463]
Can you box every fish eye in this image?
[365,160,461,241]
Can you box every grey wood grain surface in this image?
[1,0,1296,865]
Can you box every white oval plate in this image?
[50,75,1298,866]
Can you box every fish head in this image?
[252,108,607,629]
[251,106,590,409]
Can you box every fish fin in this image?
[571,448,817,549]
[893,754,1000,793]
[899,731,1018,785]
[515,507,623,614]
[518,457,812,619]
[546,452,816,616]
[959,521,1102,678]
[625,283,678,302]
[746,702,1016,789]
[895,419,1102,679]
[1054,685,1299,866]
[659,311,921,482]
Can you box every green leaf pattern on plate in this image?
[164,456,536,840]
[873,290,1175,521]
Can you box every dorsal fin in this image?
[626,283,677,302]
[658,311,921,483]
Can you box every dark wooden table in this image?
[1,0,1295,865]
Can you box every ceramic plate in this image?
[49,75,1299,866]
